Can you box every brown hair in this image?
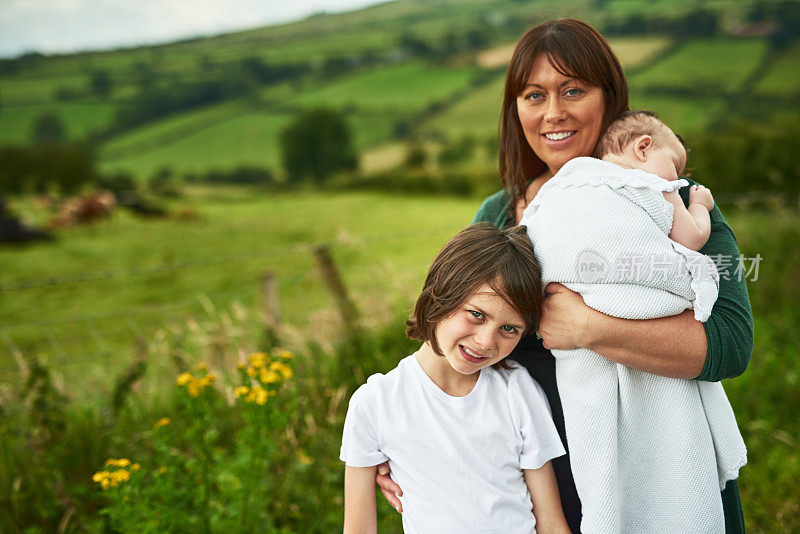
[595,110,678,157]
[406,223,543,359]
[499,19,629,200]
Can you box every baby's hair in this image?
[406,223,543,357]
[595,110,682,158]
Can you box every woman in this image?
[377,19,752,533]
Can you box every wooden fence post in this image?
[312,245,359,333]
[261,271,281,347]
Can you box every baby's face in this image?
[629,134,687,181]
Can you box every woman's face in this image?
[516,54,606,175]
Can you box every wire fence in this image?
[0,223,463,379]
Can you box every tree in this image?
[90,69,113,99]
[31,112,66,145]
[279,108,358,183]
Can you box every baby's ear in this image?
[633,135,653,161]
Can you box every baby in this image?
[519,112,746,533]
[597,110,716,251]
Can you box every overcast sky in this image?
[0,0,389,58]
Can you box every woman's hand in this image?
[375,462,403,513]
[538,283,596,350]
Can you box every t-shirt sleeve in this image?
[339,382,389,467]
[680,180,754,381]
[508,368,566,470]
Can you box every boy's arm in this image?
[663,187,714,251]
[344,465,379,534]
[524,462,570,534]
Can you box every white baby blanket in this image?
[520,157,747,534]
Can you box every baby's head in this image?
[406,223,542,370]
[596,110,687,181]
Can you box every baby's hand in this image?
[689,185,714,211]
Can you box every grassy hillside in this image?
[1,0,792,180]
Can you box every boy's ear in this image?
[633,135,653,162]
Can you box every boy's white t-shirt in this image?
[340,352,565,534]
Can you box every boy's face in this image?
[631,133,687,181]
[433,284,526,375]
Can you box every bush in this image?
[0,143,95,195]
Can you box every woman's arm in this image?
[539,284,706,378]
[524,462,570,534]
[345,465,379,534]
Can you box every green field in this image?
[0,190,477,388]
[753,41,800,97]
[293,61,478,113]
[629,38,769,94]
[0,101,116,143]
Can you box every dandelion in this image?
[154,417,171,429]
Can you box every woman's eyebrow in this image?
[523,78,579,89]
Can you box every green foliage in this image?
[31,112,66,144]
[89,70,113,99]
[280,107,358,183]
[0,142,96,194]
[687,118,800,206]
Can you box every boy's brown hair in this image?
[594,110,682,157]
[406,223,543,358]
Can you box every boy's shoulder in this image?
[490,360,550,407]
[350,354,416,405]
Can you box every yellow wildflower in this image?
[259,368,281,384]
[237,362,247,370]
[246,385,269,405]
[176,372,193,386]
[274,349,294,360]
[248,352,267,369]
[187,381,201,397]
[246,366,257,377]
[155,417,171,428]
[269,361,292,380]
[93,471,110,483]
[111,470,130,483]
[197,362,208,372]
[105,458,131,468]
[131,463,141,471]
[158,467,167,475]
[234,386,250,398]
